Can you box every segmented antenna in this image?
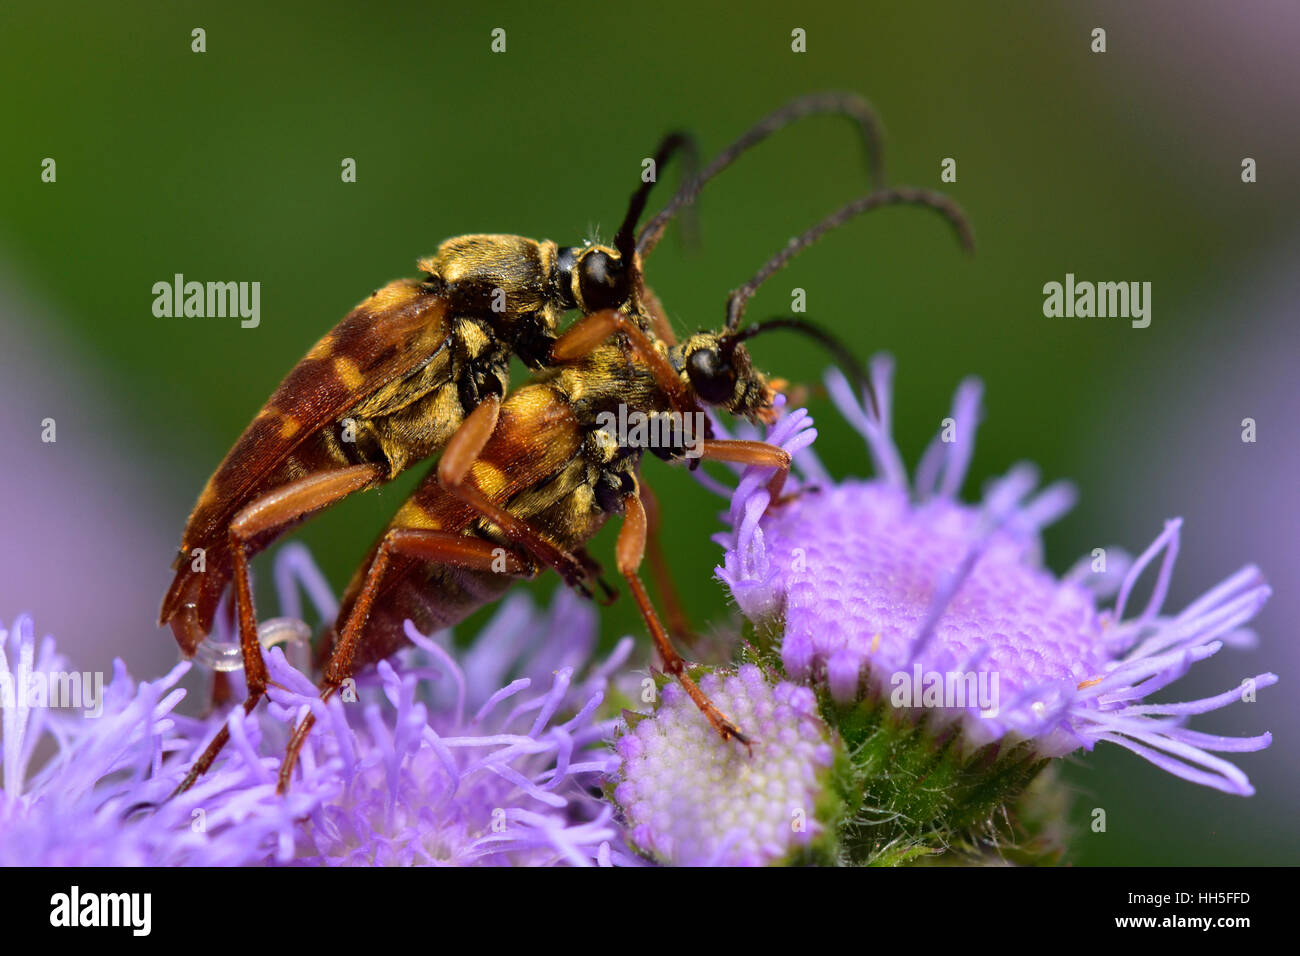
[615,131,699,267]
[636,91,887,259]
[725,187,975,331]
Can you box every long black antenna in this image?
[725,187,975,331]
[614,131,698,267]
[724,316,882,420]
[636,91,886,259]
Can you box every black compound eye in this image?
[686,347,736,405]
[578,250,628,311]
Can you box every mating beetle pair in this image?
[160,92,973,793]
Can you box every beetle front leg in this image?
[549,309,697,417]
[697,438,792,503]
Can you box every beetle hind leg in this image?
[168,463,384,798]
[617,488,752,755]
[277,529,532,794]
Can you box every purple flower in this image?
[254,550,632,865]
[715,357,1276,796]
[0,544,636,865]
[612,665,836,866]
[0,613,289,866]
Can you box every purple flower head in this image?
[253,548,631,865]
[715,357,1276,796]
[0,613,293,866]
[1,544,636,865]
[613,665,836,866]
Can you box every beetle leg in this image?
[617,489,751,754]
[169,462,383,798]
[638,478,695,645]
[573,547,618,605]
[276,529,532,794]
[437,395,595,594]
[550,309,698,416]
[640,284,677,346]
[697,438,792,503]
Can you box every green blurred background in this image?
[1,0,1295,864]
